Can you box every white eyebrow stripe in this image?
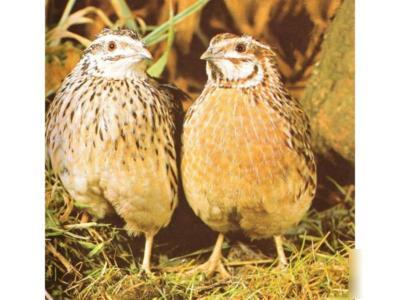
[253,40,272,51]
[211,36,253,49]
[212,39,235,48]
[93,35,143,47]
[211,36,272,53]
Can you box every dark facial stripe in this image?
[208,62,223,83]
[207,60,260,88]
[236,64,259,84]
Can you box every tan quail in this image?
[181,33,317,277]
[46,28,186,273]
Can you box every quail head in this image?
[46,28,186,273]
[181,33,317,277]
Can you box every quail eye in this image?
[235,43,246,53]
[108,41,116,51]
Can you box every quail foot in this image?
[181,33,317,277]
[46,28,186,274]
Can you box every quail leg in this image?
[274,235,288,268]
[142,234,154,274]
[186,233,230,279]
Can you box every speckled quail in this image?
[46,28,186,273]
[181,33,317,277]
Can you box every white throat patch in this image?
[94,56,147,80]
[207,59,264,88]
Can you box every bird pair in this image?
[46,28,316,277]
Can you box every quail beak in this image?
[138,47,153,61]
[200,49,212,60]
[200,48,222,61]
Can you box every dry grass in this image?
[45,165,354,299]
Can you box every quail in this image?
[181,33,317,277]
[46,28,186,274]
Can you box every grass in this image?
[45,165,354,299]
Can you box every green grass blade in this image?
[145,33,169,47]
[147,3,175,77]
[78,241,97,250]
[143,0,209,45]
[88,242,105,257]
[112,0,139,31]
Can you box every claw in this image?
[186,257,230,279]
[185,233,231,279]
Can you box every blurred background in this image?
[45,0,354,298]
[46,0,342,99]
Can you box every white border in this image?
[356,0,400,299]
[1,0,400,298]
[0,1,44,298]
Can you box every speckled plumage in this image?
[182,33,316,277]
[45,28,185,273]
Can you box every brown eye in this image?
[235,43,246,53]
[108,41,116,51]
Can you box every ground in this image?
[45,159,354,299]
